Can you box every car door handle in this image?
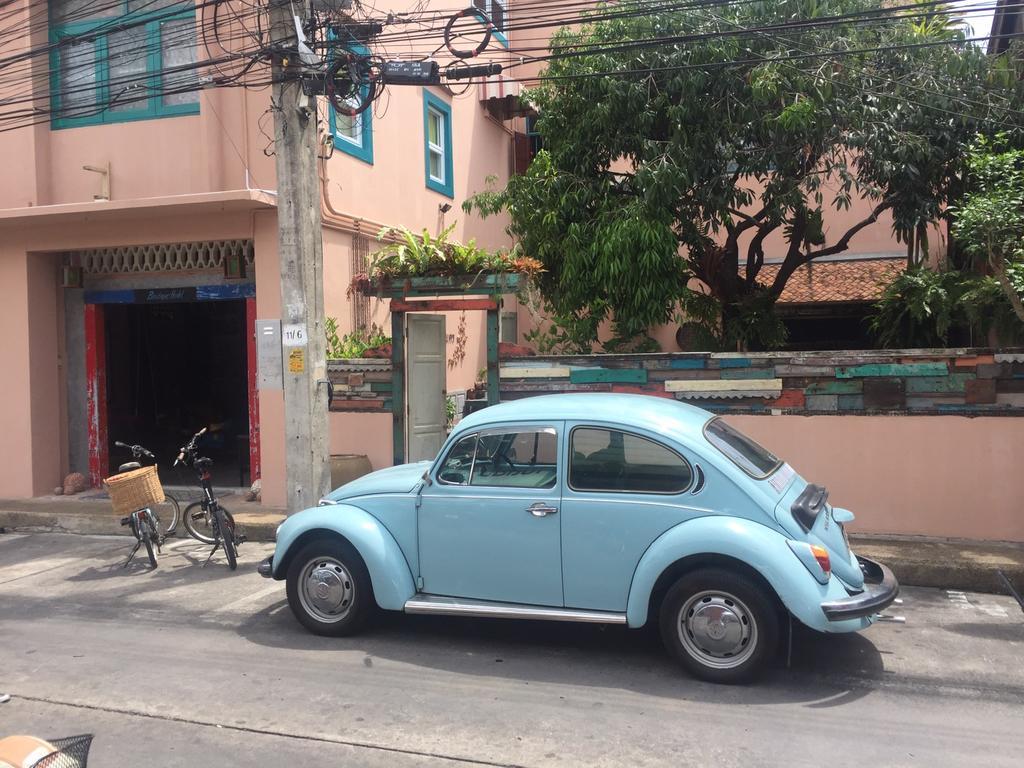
[527,503,558,517]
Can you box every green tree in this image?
[952,136,1024,325]
[468,0,1024,351]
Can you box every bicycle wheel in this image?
[152,492,180,539]
[214,506,237,571]
[183,501,217,545]
[141,525,158,569]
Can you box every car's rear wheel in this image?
[660,568,779,684]
[286,539,373,637]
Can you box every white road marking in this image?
[976,603,1009,618]
[0,556,99,586]
[200,583,283,617]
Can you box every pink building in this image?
[0,0,527,505]
[0,0,916,507]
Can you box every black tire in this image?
[141,526,158,569]
[183,501,217,544]
[152,492,180,538]
[659,568,779,684]
[286,538,373,637]
[214,507,237,571]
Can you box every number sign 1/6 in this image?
[282,324,308,347]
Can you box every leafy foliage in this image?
[869,267,968,347]
[869,264,1024,347]
[467,0,1024,350]
[366,224,543,282]
[325,319,390,359]
[952,136,1024,326]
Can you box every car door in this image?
[417,422,564,606]
[560,424,701,612]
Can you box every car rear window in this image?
[570,428,692,494]
[703,417,782,479]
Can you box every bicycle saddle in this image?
[195,457,214,470]
[118,461,142,473]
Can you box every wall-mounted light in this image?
[439,203,453,214]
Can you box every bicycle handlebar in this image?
[114,441,156,460]
[175,427,209,467]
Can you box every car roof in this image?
[453,393,714,441]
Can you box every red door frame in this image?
[85,304,109,488]
[246,297,261,483]
[86,297,260,488]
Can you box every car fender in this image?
[625,516,844,631]
[272,504,416,611]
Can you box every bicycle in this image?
[113,440,180,538]
[175,427,243,570]
[119,505,161,569]
[105,456,169,570]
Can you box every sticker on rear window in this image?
[769,463,795,493]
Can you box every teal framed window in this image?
[423,90,454,198]
[327,43,373,165]
[49,0,200,129]
[473,0,509,48]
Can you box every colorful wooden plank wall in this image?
[499,350,1024,415]
[327,359,394,413]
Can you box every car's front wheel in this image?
[659,568,779,684]
[286,539,373,637]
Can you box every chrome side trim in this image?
[404,595,627,624]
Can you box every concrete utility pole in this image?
[269,0,331,513]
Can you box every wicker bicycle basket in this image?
[104,465,165,515]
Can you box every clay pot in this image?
[330,454,373,492]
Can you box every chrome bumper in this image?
[257,556,274,578]
[821,556,899,621]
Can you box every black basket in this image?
[38,735,93,767]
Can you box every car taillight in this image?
[810,544,831,577]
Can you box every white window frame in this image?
[427,105,446,185]
[335,95,364,148]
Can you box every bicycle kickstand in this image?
[202,542,221,568]
[123,540,141,569]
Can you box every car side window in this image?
[471,428,558,489]
[570,427,693,494]
[436,435,477,485]
[438,428,558,489]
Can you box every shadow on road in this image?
[945,621,1024,641]
[234,599,883,707]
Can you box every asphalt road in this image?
[1,532,1022,768]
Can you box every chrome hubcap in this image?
[678,590,757,670]
[298,557,354,624]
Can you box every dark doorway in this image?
[104,299,250,488]
[778,304,875,351]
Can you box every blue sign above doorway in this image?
[83,283,255,304]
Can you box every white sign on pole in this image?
[282,324,308,347]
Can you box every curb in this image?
[0,508,283,543]
[2,507,1022,596]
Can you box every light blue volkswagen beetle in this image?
[259,394,898,683]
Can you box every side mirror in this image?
[421,470,432,487]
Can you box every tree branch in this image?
[745,219,780,286]
[770,201,891,298]
[992,252,1024,324]
[727,206,772,236]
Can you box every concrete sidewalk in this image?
[1,495,1022,596]
[0,493,286,541]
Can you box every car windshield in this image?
[703,417,782,479]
